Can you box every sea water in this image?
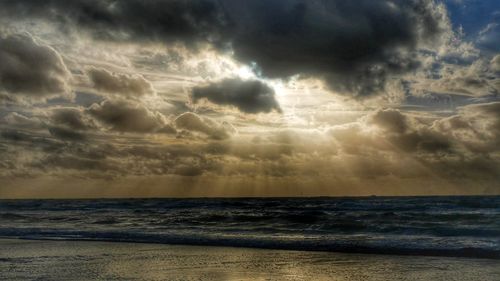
[1,196,499,259]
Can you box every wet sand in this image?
[1,239,499,280]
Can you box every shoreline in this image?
[1,238,500,280]
[1,235,498,260]
[2,195,499,200]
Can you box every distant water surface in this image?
[1,196,499,259]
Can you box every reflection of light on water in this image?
[9,240,498,281]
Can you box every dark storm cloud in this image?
[87,67,155,98]
[191,78,281,113]
[0,33,70,97]
[86,99,174,133]
[222,0,448,97]
[0,0,225,44]
[0,0,449,97]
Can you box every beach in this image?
[1,197,499,280]
[1,239,499,281]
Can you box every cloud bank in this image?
[0,0,499,197]
[0,0,453,97]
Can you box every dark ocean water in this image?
[1,197,499,259]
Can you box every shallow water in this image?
[1,196,499,258]
[1,239,499,281]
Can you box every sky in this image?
[0,0,499,198]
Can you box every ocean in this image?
[1,196,499,259]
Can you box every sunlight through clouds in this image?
[0,0,499,197]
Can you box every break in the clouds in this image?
[0,0,499,197]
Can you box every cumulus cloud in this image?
[332,103,500,157]
[0,32,70,98]
[370,109,453,153]
[174,112,232,140]
[491,55,500,73]
[87,67,155,98]
[0,0,452,97]
[406,55,499,103]
[192,78,281,113]
[313,105,500,186]
[51,107,95,131]
[330,109,452,154]
[86,99,174,133]
[369,109,408,134]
